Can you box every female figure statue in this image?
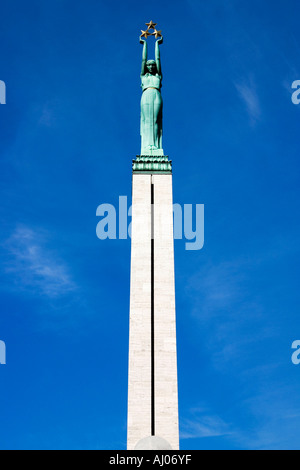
[140,36,163,155]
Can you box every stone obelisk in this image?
[127,22,179,451]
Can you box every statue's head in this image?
[146,60,157,74]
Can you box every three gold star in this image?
[145,21,157,29]
[153,29,162,39]
[141,29,152,39]
[140,21,162,39]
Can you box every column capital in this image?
[132,155,172,174]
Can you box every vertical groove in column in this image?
[151,180,155,436]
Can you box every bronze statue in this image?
[139,22,164,156]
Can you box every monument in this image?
[127,22,179,450]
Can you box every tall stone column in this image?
[127,23,179,451]
[127,157,179,450]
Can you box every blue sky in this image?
[1,0,300,450]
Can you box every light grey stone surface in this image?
[127,175,152,450]
[134,435,173,450]
[127,174,179,450]
[152,175,179,450]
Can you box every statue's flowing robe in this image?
[140,73,162,153]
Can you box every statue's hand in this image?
[156,36,163,45]
[140,36,146,45]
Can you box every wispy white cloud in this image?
[180,407,231,440]
[235,386,300,450]
[235,80,262,124]
[184,246,300,449]
[181,390,300,449]
[187,260,259,343]
[3,225,77,298]
[187,260,245,316]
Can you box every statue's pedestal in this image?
[132,155,172,174]
[141,148,164,157]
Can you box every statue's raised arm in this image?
[155,37,163,77]
[140,37,148,76]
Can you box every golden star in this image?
[141,29,151,38]
[152,29,162,39]
[145,20,157,30]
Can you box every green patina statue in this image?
[139,26,164,156]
